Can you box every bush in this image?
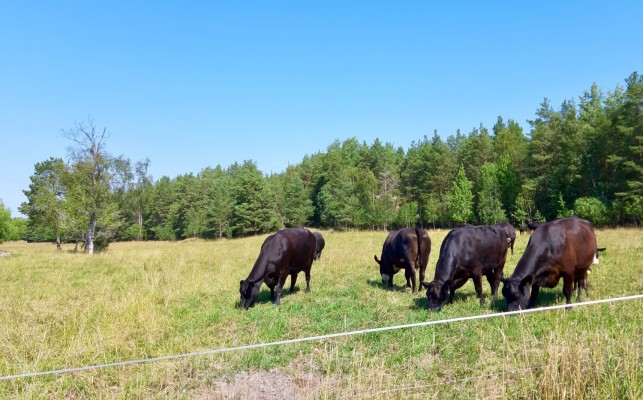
[573,197,608,226]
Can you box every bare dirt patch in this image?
[195,369,329,400]
[0,250,10,257]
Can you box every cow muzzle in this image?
[381,273,390,284]
[507,303,522,312]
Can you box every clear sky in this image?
[1,1,641,217]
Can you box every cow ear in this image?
[421,281,430,289]
[499,277,508,284]
[520,276,533,287]
[374,255,381,265]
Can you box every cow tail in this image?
[415,228,422,268]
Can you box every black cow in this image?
[239,227,317,309]
[527,221,542,231]
[313,232,325,260]
[501,217,599,311]
[491,222,516,254]
[374,228,431,294]
[422,225,509,311]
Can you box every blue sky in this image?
[1,1,641,217]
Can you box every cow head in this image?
[500,276,532,311]
[239,279,261,310]
[374,255,391,285]
[422,280,452,312]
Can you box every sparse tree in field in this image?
[63,119,119,254]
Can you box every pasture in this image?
[0,229,641,399]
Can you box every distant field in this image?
[0,229,641,399]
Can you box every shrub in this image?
[573,197,608,226]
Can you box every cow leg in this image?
[419,264,426,287]
[472,274,485,305]
[577,272,589,301]
[485,270,500,301]
[527,285,540,309]
[289,272,298,293]
[449,278,467,303]
[273,272,289,306]
[562,275,574,306]
[403,259,418,294]
[304,265,312,293]
[405,268,418,294]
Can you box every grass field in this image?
[0,229,641,399]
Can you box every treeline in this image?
[13,72,642,247]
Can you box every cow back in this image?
[513,217,597,279]
[433,226,508,281]
[246,228,317,283]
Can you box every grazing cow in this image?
[501,217,599,311]
[239,227,317,309]
[527,221,542,231]
[422,225,509,311]
[491,222,516,254]
[374,228,431,294]
[313,232,325,260]
[518,226,530,235]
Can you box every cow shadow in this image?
[413,291,489,311]
[489,290,562,312]
[413,296,429,310]
[528,290,563,307]
[366,278,414,293]
[250,285,300,307]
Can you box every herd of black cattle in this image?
[239,217,605,312]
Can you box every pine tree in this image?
[477,163,506,224]
[282,166,313,227]
[448,166,474,225]
[229,161,278,236]
[19,158,67,247]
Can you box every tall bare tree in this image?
[63,118,114,254]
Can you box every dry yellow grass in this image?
[0,228,641,398]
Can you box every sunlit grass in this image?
[0,229,641,398]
